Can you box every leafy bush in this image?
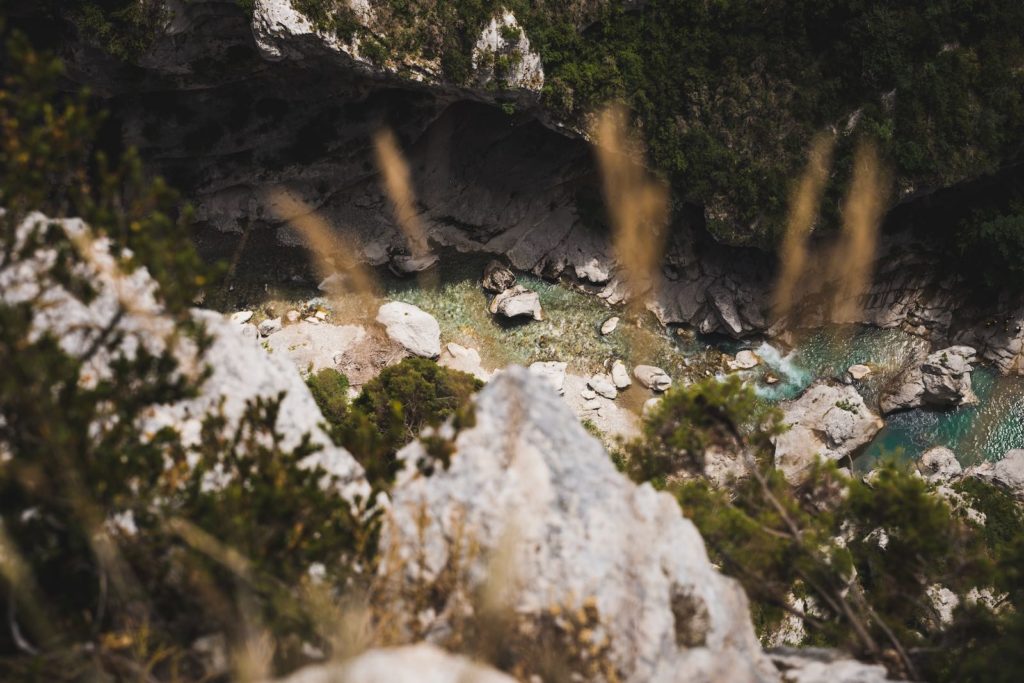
[306,367,350,423]
[306,358,482,492]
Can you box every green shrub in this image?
[307,358,483,492]
[305,367,350,425]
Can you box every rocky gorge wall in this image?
[38,0,1024,375]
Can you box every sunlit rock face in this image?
[471,11,544,91]
[382,367,777,683]
[1,212,367,500]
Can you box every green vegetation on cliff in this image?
[624,376,1024,682]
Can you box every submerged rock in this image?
[635,364,673,392]
[383,368,775,682]
[880,346,978,413]
[482,259,517,293]
[376,302,441,358]
[774,382,883,484]
[846,364,872,382]
[489,285,543,321]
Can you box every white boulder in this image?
[611,359,632,389]
[489,285,543,321]
[635,364,673,392]
[376,301,441,358]
[264,320,365,373]
[587,372,618,400]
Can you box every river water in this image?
[376,255,1024,470]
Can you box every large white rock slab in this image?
[264,320,365,373]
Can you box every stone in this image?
[274,644,515,683]
[389,252,440,277]
[580,388,597,400]
[376,302,441,358]
[847,364,871,382]
[258,317,283,337]
[642,397,663,418]
[773,382,884,485]
[966,449,1024,501]
[634,364,672,392]
[438,342,491,382]
[264,321,366,374]
[587,373,618,400]
[764,374,780,385]
[238,322,259,340]
[917,447,962,485]
[489,285,543,321]
[384,368,775,682]
[482,259,517,293]
[610,359,632,389]
[230,310,253,324]
[728,349,760,371]
[285,309,301,324]
[317,273,348,294]
[768,649,898,683]
[527,361,566,395]
[881,346,978,413]
[600,316,620,335]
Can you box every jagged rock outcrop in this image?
[471,10,544,91]
[880,346,979,414]
[966,449,1024,501]
[774,382,884,484]
[1,212,367,499]
[382,367,776,682]
[271,644,515,683]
